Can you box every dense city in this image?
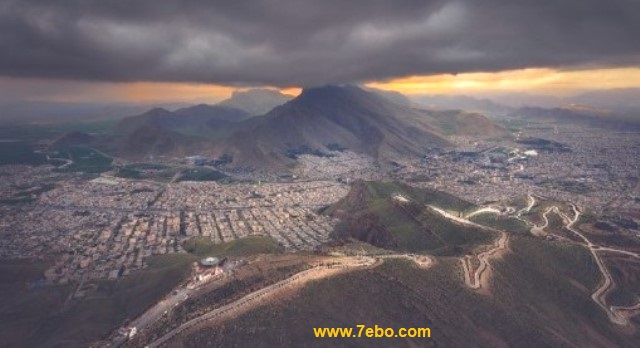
[0,175,347,287]
[2,121,639,290]
[1,118,639,346]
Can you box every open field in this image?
[0,182,55,205]
[115,163,176,181]
[54,146,113,173]
[0,141,47,165]
[0,254,193,347]
[0,259,72,347]
[177,167,229,182]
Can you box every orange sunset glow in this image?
[2,67,638,104]
[367,67,640,95]
[115,82,236,102]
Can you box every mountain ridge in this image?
[214,85,451,170]
[103,85,507,170]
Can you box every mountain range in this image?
[100,104,250,158]
[90,85,506,171]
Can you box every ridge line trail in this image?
[145,254,434,348]
[465,207,502,219]
[427,205,509,292]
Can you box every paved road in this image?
[509,196,640,327]
[592,247,640,258]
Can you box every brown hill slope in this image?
[216,85,451,170]
[417,109,508,137]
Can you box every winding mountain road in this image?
[461,232,508,290]
[530,206,553,236]
[444,195,640,324]
[505,195,640,327]
[558,204,640,326]
[428,205,509,292]
[516,194,536,218]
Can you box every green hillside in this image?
[326,181,493,255]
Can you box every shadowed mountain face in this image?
[114,105,251,136]
[218,85,451,170]
[216,89,293,116]
[106,105,250,158]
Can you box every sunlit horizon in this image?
[367,67,640,96]
[1,66,639,104]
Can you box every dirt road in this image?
[428,205,509,292]
[460,232,508,290]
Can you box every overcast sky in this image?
[1,0,639,101]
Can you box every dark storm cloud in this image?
[0,0,639,87]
